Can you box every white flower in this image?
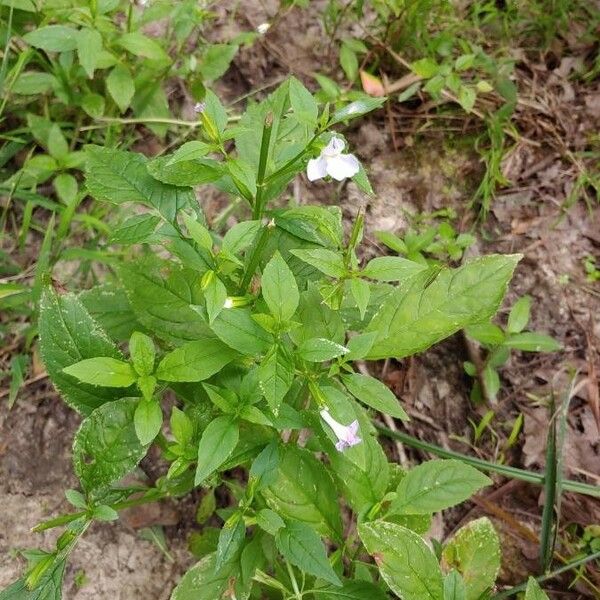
[257,22,270,35]
[194,102,206,114]
[223,297,234,309]
[320,409,362,452]
[306,136,360,182]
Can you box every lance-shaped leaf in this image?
[171,553,237,600]
[342,373,408,420]
[195,416,239,485]
[262,252,299,322]
[367,255,520,359]
[63,357,136,387]
[258,346,294,414]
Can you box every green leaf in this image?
[458,86,476,113]
[81,92,105,118]
[199,44,237,81]
[117,32,169,62]
[170,406,194,445]
[275,520,341,586]
[12,72,56,95]
[290,248,346,278]
[249,441,279,490]
[134,397,163,445]
[256,508,285,535]
[341,373,408,420]
[77,28,103,78]
[297,338,349,362]
[525,577,550,600]
[314,581,388,599]
[129,331,155,376]
[465,323,505,345]
[39,289,125,415]
[507,296,531,333]
[106,64,135,113]
[203,274,227,325]
[340,42,359,81]
[441,518,500,600]
[350,278,370,320]
[503,332,561,352]
[411,57,439,78]
[389,459,491,515]
[93,504,119,521]
[215,518,245,570]
[258,347,294,414]
[289,76,318,126]
[358,521,443,600]
[195,416,239,485]
[63,357,137,387]
[262,252,299,322]
[86,147,194,222]
[109,214,160,245]
[156,339,237,382]
[210,308,272,356]
[147,156,223,187]
[171,554,236,600]
[0,561,66,600]
[329,97,386,125]
[443,571,467,600]
[263,445,342,539]
[54,173,78,205]
[362,256,427,282]
[23,25,79,52]
[168,141,211,164]
[73,398,148,493]
[117,265,211,344]
[367,255,521,359]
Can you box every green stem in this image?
[493,550,600,598]
[375,425,600,498]
[239,222,273,293]
[253,112,274,220]
[285,560,302,600]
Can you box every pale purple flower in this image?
[307,136,360,182]
[320,409,362,451]
[194,102,206,114]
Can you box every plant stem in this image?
[285,560,302,600]
[253,112,273,220]
[493,550,600,598]
[239,222,274,293]
[375,425,600,498]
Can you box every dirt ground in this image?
[1,0,600,597]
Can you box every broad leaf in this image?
[129,331,155,376]
[23,25,79,52]
[443,571,467,600]
[39,289,125,415]
[77,28,102,78]
[73,398,148,493]
[524,577,550,600]
[290,248,346,278]
[106,65,135,113]
[210,308,272,355]
[215,518,245,570]
[85,147,194,222]
[258,347,294,413]
[362,256,427,282]
[314,582,388,599]
[263,445,342,540]
[389,459,491,515]
[297,338,348,362]
[195,416,239,485]
[63,357,136,387]
[329,97,386,126]
[275,520,341,586]
[134,398,163,445]
[171,553,236,600]
[358,521,443,600]
[441,518,500,600]
[156,339,237,382]
[367,255,520,359]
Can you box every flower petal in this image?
[335,440,348,452]
[307,156,328,181]
[323,136,345,157]
[326,153,360,181]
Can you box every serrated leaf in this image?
[73,398,148,493]
[441,518,500,600]
[156,339,237,382]
[389,459,491,515]
[289,76,318,126]
[85,147,194,222]
[358,521,443,600]
[367,255,520,359]
[275,520,341,586]
[39,289,125,415]
[342,373,408,420]
[63,357,136,387]
[195,416,239,485]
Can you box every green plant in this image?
[464,295,561,404]
[2,77,560,600]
